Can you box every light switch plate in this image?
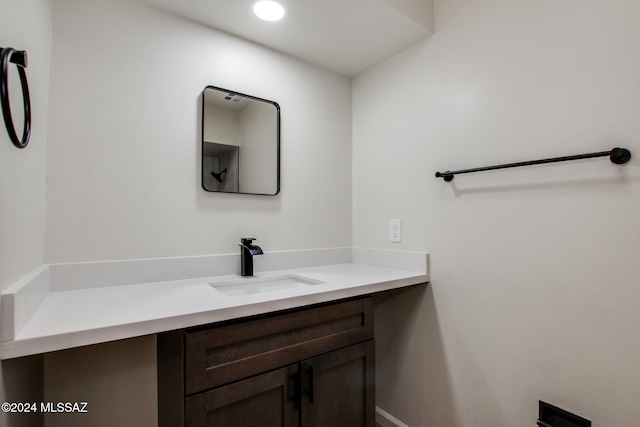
[389,219,402,243]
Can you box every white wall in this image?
[0,1,52,426]
[355,0,640,425]
[45,0,352,263]
[44,336,157,427]
[40,0,352,425]
[0,0,50,315]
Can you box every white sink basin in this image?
[209,274,325,296]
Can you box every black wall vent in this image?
[537,401,591,427]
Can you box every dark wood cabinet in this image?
[184,364,298,427]
[158,297,375,427]
[300,340,375,427]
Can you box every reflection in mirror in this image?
[201,86,280,195]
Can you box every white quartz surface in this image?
[2,249,428,359]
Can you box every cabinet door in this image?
[300,340,375,427]
[184,364,298,427]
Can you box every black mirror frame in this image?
[201,85,281,196]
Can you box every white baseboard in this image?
[376,406,409,427]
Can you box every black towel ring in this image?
[0,47,31,149]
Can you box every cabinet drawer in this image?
[185,297,373,394]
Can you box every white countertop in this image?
[1,248,429,359]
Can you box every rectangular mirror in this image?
[201,86,280,195]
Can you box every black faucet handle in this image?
[241,237,257,246]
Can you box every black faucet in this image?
[239,238,263,276]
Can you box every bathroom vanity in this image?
[1,248,428,360]
[158,296,374,426]
[1,248,428,426]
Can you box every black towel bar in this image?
[435,147,631,182]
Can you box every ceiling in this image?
[134,0,434,77]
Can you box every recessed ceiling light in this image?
[252,0,287,21]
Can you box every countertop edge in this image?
[1,273,428,359]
